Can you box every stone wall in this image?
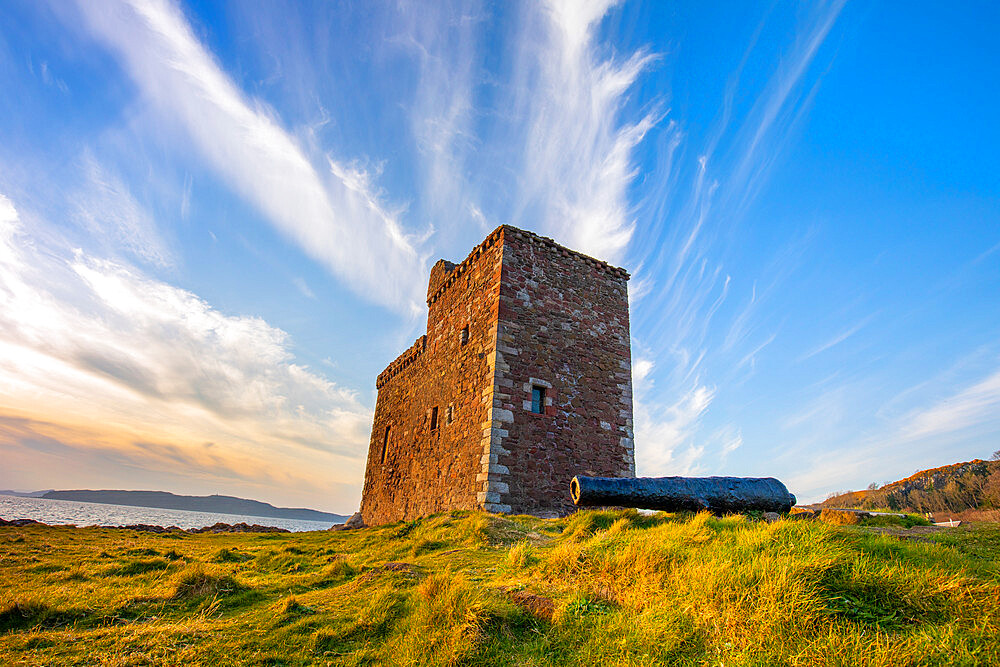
[483,229,634,517]
[360,229,505,525]
[359,225,634,524]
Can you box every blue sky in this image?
[0,0,997,513]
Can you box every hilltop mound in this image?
[823,458,1000,515]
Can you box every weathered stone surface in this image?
[329,511,366,531]
[359,225,634,525]
[186,522,290,534]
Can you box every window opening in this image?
[460,325,469,346]
[531,386,546,414]
[380,426,391,464]
[446,404,454,425]
[430,406,439,431]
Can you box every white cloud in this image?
[632,356,715,476]
[730,0,846,205]
[901,369,1000,441]
[510,0,660,263]
[395,2,481,234]
[797,314,875,362]
[0,193,371,510]
[774,360,1000,504]
[291,277,315,300]
[74,153,174,268]
[71,0,424,313]
[721,430,743,456]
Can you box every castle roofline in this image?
[375,335,426,389]
[426,224,630,307]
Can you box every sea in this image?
[0,495,340,533]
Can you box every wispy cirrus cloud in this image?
[508,0,660,263]
[73,153,174,269]
[68,0,424,314]
[798,313,876,362]
[900,368,1000,442]
[0,193,370,510]
[775,353,1000,503]
[628,1,845,475]
[394,2,482,236]
[374,0,657,264]
[631,354,714,475]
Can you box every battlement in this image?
[375,335,427,390]
[426,225,629,307]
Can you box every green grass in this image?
[1,510,998,665]
[859,513,932,529]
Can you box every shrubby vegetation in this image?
[825,458,1000,515]
[1,509,998,664]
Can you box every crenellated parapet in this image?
[426,225,629,308]
[375,335,427,389]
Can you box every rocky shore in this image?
[0,517,290,533]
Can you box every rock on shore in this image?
[0,517,290,533]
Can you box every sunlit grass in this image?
[1,510,998,664]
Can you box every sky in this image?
[0,0,998,514]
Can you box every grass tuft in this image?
[820,509,862,525]
[275,595,314,616]
[212,547,251,563]
[505,540,537,570]
[0,599,86,634]
[0,600,51,633]
[169,564,246,600]
[400,570,487,663]
[126,547,160,556]
[105,558,171,577]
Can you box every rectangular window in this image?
[380,426,390,464]
[531,386,546,414]
[460,325,469,345]
[446,404,454,425]
[430,406,439,430]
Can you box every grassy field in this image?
[1,510,999,666]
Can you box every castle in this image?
[359,225,635,525]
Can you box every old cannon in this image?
[570,475,796,514]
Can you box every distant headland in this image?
[0,489,347,523]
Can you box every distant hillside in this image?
[0,490,50,498]
[823,458,1000,514]
[41,490,347,523]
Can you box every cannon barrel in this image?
[570,475,796,513]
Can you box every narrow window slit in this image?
[531,386,546,414]
[380,426,391,464]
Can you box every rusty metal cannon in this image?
[570,475,796,514]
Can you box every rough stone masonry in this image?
[359,225,635,525]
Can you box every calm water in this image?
[0,495,341,532]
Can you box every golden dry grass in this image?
[1,509,998,665]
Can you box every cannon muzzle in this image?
[570,475,796,514]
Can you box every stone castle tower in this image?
[360,225,634,525]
